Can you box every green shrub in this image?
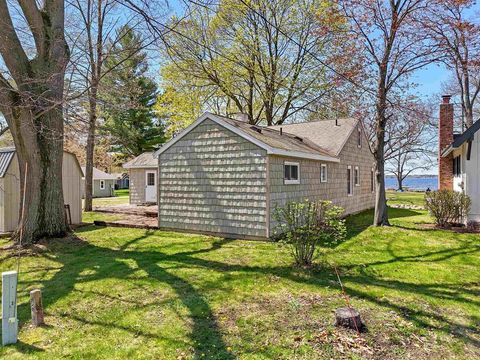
[274,199,346,266]
[424,190,471,227]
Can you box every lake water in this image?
[385,176,438,191]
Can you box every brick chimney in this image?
[438,95,454,190]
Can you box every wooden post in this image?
[30,289,44,326]
[2,271,18,345]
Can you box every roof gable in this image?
[154,113,340,162]
[441,120,480,157]
[0,148,83,178]
[80,166,117,180]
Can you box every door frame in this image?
[145,170,157,203]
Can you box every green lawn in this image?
[84,189,130,207]
[0,208,478,359]
[386,190,426,208]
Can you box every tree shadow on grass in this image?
[10,225,480,356]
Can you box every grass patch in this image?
[386,190,426,208]
[0,208,478,359]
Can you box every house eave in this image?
[123,165,158,169]
[267,149,339,162]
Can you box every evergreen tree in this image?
[101,25,165,157]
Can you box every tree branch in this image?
[0,0,31,83]
[18,0,46,56]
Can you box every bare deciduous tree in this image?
[385,101,436,190]
[424,0,480,128]
[341,0,438,226]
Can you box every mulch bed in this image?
[417,223,480,233]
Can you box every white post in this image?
[2,271,18,346]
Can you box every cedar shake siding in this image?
[268,124,375,232]
[158,119,268,239]
[129,168,148,205]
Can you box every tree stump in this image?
[335,307,366,332]
[30,289,45,326]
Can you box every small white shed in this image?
[0,148,83,233]
[123,152,158,204]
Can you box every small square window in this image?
[321,164,327,183]
[147,172,155,186]
[354,166,360,186]
[284,162,300,184]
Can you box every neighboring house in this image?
[0,148,83,232]
[81,167,116,198]
[439,95,480,222]
[123,152,158,204]
[113,173,130,190]
[154,112,375,240]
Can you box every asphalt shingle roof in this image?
[122,152,157,169]
[268,118,359,156]
[218,116,336,158]
[80,166,117,180]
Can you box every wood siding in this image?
[129,168,153,205]
[158,119,268,238]
[268,124,375,233]
[0,152,83,232]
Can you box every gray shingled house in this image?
[123,152,158,204]
[155,112,375,240]
[81,167,116,198]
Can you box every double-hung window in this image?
[100,180,105,190]
[320,164,327,183]
[347,166,353,196]
[453,156,461,177]
[354,166,360,186]
[284,162,300,184]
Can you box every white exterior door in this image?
[145,171,157,203]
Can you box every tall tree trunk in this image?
[84,97,97,212]
[7,105,68,243]
[373,79,390,226]
[397,175,403,191]
[0,0,69,244]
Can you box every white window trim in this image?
[100,180,105,190]
[357,128,362,148]
[320,164,328,183]
[355,166,360,186]
[347,165,353,196]
[284,161,300,185]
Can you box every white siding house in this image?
[439,95,480,222]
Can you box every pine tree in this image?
[101,25,165,158]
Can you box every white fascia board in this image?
[123,165,158,169]
[441,145,454,157]
[269,148,339,162]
